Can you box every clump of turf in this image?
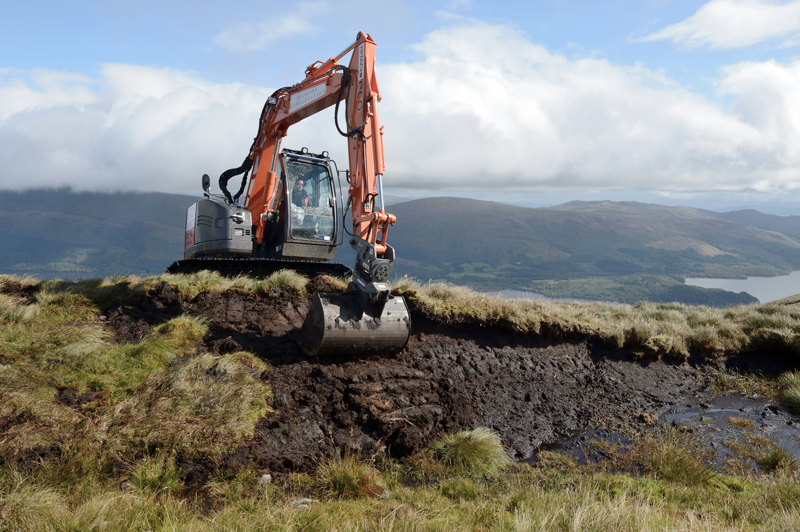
[127,453,183,494]
[103,352,271,462]
[780,371,800,414]
[317,455,385,498]
[429,427,510,476]
[757,447,797,473]
[638,432,712,486]
[156,269,308,298]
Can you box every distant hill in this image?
[386,198,800,305]
[0,189,197,277]
[3,190,800,305]
[389,198,800,279]
[708,209,800,242]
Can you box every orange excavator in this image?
[167,32,410,356]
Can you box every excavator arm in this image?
[233,32,396,305]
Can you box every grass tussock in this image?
[7,272,800,363]
[4,446,800,531]
[727,416,757,430]
[318,454,386,498]
[780,371,800,414]
[103,352,271,461]
[0,274,272,487]
[429,427,510,476]
[392,278,800,360]
[157,269,308,298]
[642,440,713,487]
[127,453,183,494]
[757,447,797,473]
[10,269,310,314]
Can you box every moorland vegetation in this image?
[2,272,800,530]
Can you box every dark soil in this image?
[102,277,785,476]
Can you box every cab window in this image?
[285,159,335,242]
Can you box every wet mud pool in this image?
[106,280,800,474]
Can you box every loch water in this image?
[685,270,800,304]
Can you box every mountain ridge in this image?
[2,190,799,305]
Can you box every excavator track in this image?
[165,258,352,279]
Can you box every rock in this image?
[290,498,317,507]
[258,474,272,484]
[379,490,391,499]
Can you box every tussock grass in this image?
[393,278,800,360]
[318,454,385,498]
[7,272,800,362]
[0,391,85,462]
[780,371,800,414]
[12,269,309,314]
[713,369,780,399]
[429,427,510,476]
[629,431,713,487]
[157,269,308,298]
[0,274,269,486]
[3,273,800,530]
[758,447,797,473]
[0,293,39,323]
[103,352,270,461]
[4,455,800,531]
[128,453,183,494]
[783,388,800,414]
[727,416,757,430]
[152,315,208,357]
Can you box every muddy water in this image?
[540,391,800,467]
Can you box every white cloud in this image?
[214,2,328,52]
[378,22,800,192]
[2,22,800,195]
[0,64,269,193]
[640,0,800,50]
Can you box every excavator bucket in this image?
[298,291,411,356]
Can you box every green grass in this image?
[780,372,800,414]
[0,273,272,493]
[428,427,510,476]
[393,278,800,360]
[757,448,797,474]
[317,454,386,499]
[4,434,800,531]
[3,273,800,530]
[638,432,713,486]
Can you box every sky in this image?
[3,0,800,212]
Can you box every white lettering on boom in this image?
[289,84,327,113]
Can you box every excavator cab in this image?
[258,148,344,261]
[183,148,344,264]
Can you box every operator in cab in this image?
[292,179,310,208]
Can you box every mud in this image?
[102,278,797,475]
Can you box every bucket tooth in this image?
[298,291,411,356]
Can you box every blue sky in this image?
[3,0,800,212]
